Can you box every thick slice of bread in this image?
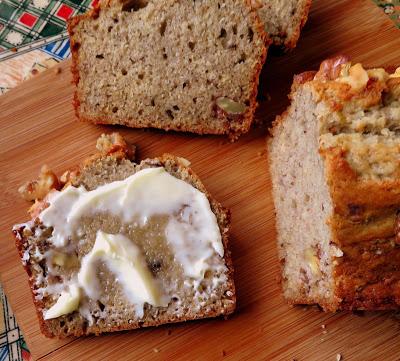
[269,56,400,311]
[68,0,268,140]
[14,133,235,337]
[254,0,311,49]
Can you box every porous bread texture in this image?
[269,56,400,311]
[13,134,235,338]
[269,88,335,308]
[68,0,268,140]
[253,0,311,49]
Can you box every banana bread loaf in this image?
[14,133,235,337]
[269,56,400,311]
[68,0,268,140]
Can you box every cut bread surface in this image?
[269,87,335,307]
[68,0,268,140]
[14,134,235,337]
[269,57,400,311]
[255,0,312,49]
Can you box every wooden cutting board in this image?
[1,0,400,359]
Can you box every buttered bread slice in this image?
[14,133,235,337]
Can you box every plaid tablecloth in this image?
[0,1,399,359]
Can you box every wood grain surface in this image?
[1,0,400,360]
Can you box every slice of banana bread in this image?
[253,0,312,49]
[269,56,400,311]
[68,0,268,140]
[14,133,235,337]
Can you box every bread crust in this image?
[67,0,269,141]
[281,0,312,50]
[270,56,400,311]
[13,135,235,337]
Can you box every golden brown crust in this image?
[13,134,235,337]
[291,70,317,91]
[323,147,400,310]
[333,239,400,311]
[289,55,396,113]
[314,59,400,309]
[67,1,269,141]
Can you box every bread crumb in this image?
[153,348,160,353]
[321,324,326,329]
[96,132,134,159]
[55,67,62,74]
[11,47,17,53]
[18,165,60,201]
[336,353,342,361]
[322,330,328,335]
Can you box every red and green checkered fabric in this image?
[0,0,95,51]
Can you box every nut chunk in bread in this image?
[269,56,400,311]
[68,0,268,140]
[13,133,235,337]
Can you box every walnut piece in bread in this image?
[18,165,60,202]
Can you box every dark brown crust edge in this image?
[67,0,270,141]
[13,150,236,338]
[283,0,312,50]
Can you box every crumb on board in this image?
[153,348,160,353]
[55,67,62,74]
[336,353,342,361]
[321,324,326,329]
